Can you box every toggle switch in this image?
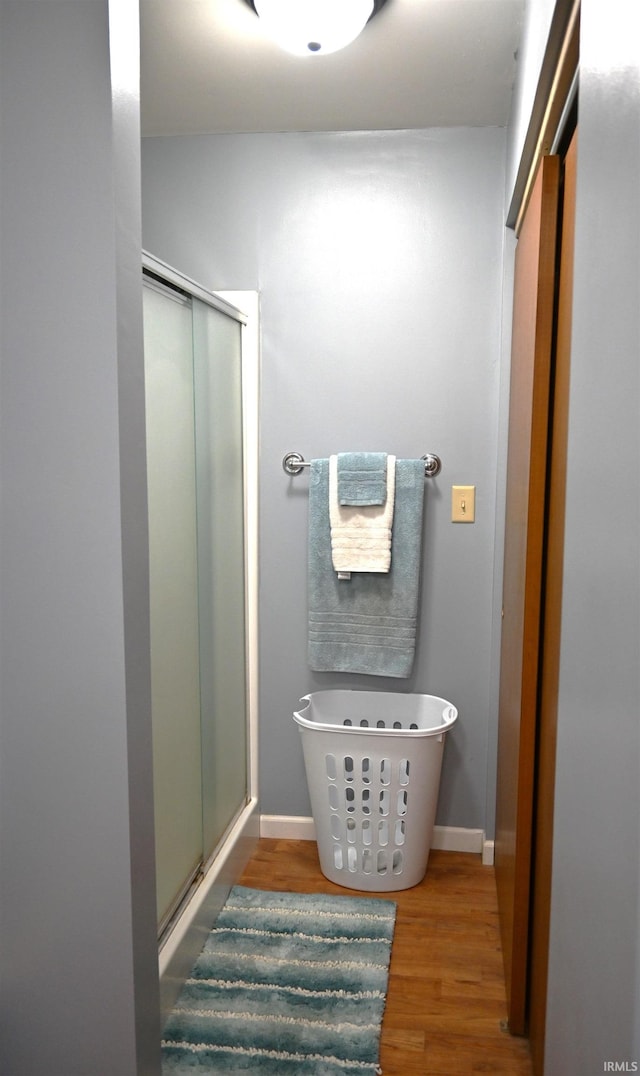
[452,485,475,523]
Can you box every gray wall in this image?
[142,127,507,830]
[0,1,637,1073]
[505,0,557,204]
[0,3,160,1073]
[508,0,640,1071]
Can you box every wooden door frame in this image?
[495,0,580,1060]
[527,125,577,1074]
[495,153,561,1036]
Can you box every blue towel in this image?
[337,451,388,506]
[308,458,425,678]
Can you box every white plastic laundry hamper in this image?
[293,689,458,892]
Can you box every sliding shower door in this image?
[143,268,248,934]
[193,302,247,861]
[144,280,202,930]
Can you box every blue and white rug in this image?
[161,885,397,1074]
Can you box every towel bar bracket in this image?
[282,451,442,478]
[421,453,442,478]
[282,451,307,476]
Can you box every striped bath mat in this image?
[161,885,396,1074]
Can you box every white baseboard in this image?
[259,814,494,863]
[260,814,316,840]
[431,824,483,853]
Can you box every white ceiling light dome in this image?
[246,0,389,57]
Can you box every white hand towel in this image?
[329,454,396,575]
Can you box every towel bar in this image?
[282,451,442,478]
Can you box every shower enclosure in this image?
[142,254,258,1015]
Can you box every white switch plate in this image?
[452,485,475,523]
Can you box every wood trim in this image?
[495,154,561,1036]
[507,0,580,234]
[528,128,577,1076]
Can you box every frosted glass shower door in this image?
[193,302,247,861]
[143,268,249,935]
[143,281,203,929]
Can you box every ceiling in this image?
[140,0,526,137]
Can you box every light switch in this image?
[452,485,475,523]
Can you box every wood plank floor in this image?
[239,838,533,1075]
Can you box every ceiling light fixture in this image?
[244,0,389,57]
